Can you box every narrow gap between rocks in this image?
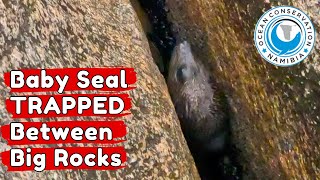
[130,0,243,179]
[130,0,176,79]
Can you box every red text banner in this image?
[6,94,131,118]
[1,121,127,145]
[4,68,137,93]
[0,147,126,172]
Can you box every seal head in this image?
[167,41,226,152]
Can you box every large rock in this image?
[0,0,199,179]
[167,0,319,179]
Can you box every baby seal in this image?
[167,41,230,179]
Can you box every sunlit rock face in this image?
[166,0,319,179]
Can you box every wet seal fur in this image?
[167,41,232,179]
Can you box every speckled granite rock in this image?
[0,0,199,179]
[167,0,319,179]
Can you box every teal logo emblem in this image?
[254,6,315,66]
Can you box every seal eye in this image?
[176,65,196,83]
[176,65,187,83]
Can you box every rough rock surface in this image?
[167,0,319,179]
[0,0,199,179]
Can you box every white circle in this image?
[275,21,300,42]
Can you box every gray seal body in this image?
[167,41,230,179]
[167,41,227,153]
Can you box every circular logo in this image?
[254,6,315,67]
